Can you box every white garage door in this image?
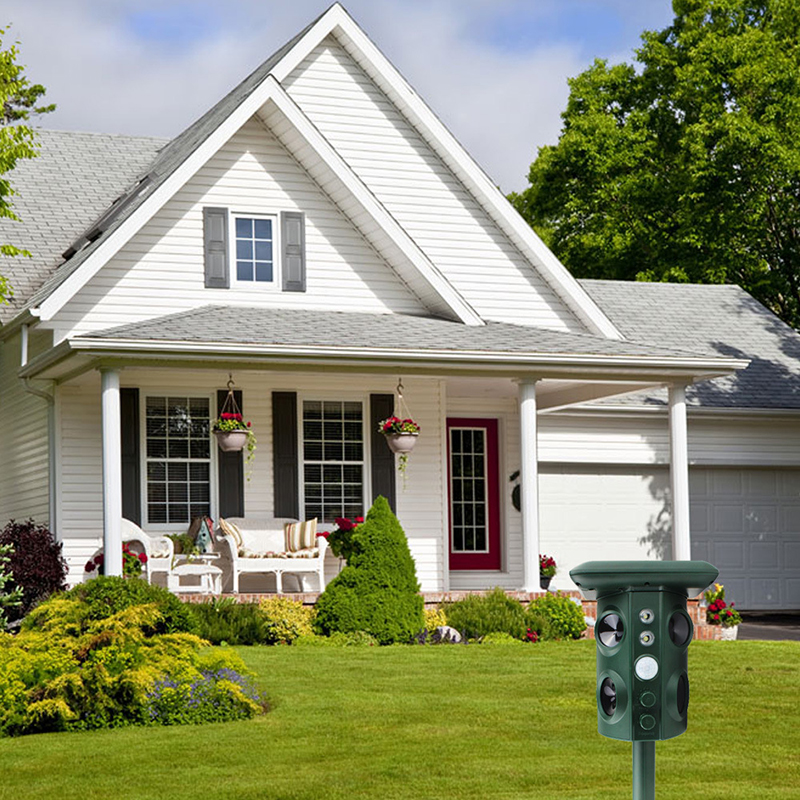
[689,468,800,610]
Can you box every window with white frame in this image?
[302,400,364,521]
[234,215,276,285]
[145,396,211,525]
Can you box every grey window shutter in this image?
[217,389,244,518]
[120,388,141,525]
[370,394,396,513]
[204,207,230,288]
[281,211,306,292]
[273,392,299,518]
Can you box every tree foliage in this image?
[0,25,55,300]
[510,0,800,327]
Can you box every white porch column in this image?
[669,383,691,561]
[518,380,540,592]
[101,368,123,577]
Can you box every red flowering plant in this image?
[378,416,420,435]
[539,554,557,578]
[323,515,364,562]
[703,582,742,627]
[85,543,148,578]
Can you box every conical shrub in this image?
[314,496,423,644]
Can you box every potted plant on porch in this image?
[704,582,743,640]
[379,416,420,474]
[212,411,256,459]
[539,554,557,591]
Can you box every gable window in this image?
[302,400,364,521]
[144,396,212,526]
[234,215,275,285]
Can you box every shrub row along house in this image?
[1,5,799,609]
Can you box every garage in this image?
[689,468,800,611]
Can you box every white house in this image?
[1,5,798,609]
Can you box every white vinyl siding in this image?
[56,370,445,591]
[284,37,585,332]
[52,118,427,339]
[0,332,50,526]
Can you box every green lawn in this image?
[0,641,797,800]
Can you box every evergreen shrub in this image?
[1,598,263,736]
[443,588,527,640]
[526,593,586,640]
[313,496,424,644]
[0,519,67,621]
[190,599,270,645]
[58,576,196,635]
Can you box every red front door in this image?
[447,418,501,571]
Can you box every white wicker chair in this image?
[120,518,175,584]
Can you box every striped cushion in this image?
[284,518,317,552]
[219,517,243,549]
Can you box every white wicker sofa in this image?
[217,517,327,593]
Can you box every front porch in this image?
[19,308,744,592]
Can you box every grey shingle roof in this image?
[0,130,167,322]
[79,304,723,362]
[580,280,800,409]
[18,15,321,319]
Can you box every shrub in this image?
[0,544,22,628]
[293,630,378,647]
[313,496,424,644]
[0,519,67,621]
[524,609,556,642]
[526,593,587,640]
[53,576,196,635]
[443,588,527,640]
[424,607,447,632]
[190,599,269,645]
[0,599,263,736]
[259,597,314,644]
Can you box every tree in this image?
[510,0,800,327]
[0,25,55,301]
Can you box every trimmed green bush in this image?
[443,588,527,640]
[481,631,526,646]
[259,597,315,644]
[1,598,263,736]
[313,496,424,644]
[53,576,196,635]
[190,599,269,645]
[526,593,586,640]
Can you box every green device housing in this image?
[569,561,718,742]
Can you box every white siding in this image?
[0,333,50,526]
[57,369,445,590]
[284,38,585,332]
[53,118,426,339]
[540,411,800,466]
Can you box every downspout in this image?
[19,324,58,536]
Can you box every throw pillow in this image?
[285,518,317,552]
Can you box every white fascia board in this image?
[271,6,624,341]
[264,79,483,326]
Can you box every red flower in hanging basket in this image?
[379,416,420,434]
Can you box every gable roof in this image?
[581,280,800,409]
[2,3,620,340]
[0,130,167,322]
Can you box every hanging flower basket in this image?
[379,415,421,470]
[212,376,257,469]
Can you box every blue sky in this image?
[12,0,675,191]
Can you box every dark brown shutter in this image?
[120,388,141,525]
[281,211,306,292]
[273,392,299,518]
[370,394,396,513]
[217,389,244,518]
[204,207,230,288]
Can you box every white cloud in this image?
[9,0,660,192]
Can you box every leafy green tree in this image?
[510,0,800,327]
[0,25,55,301]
